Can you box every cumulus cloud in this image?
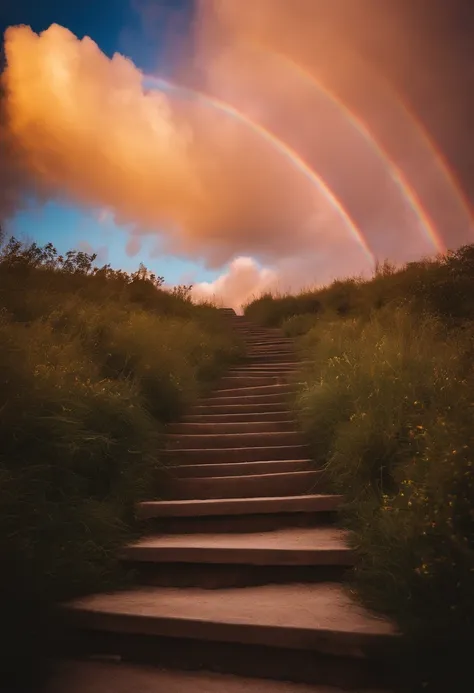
[191,256,278,312]
[3,22,364,273]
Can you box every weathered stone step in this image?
[168,420,297,434]
[162,444,309,464]
[208,383,298,399]
[189,402,290,416]
[137,494,342,519]
[162,469,323,500]
[165,431,302,451]
[164,459,314,478]
[64,583,399,688]
[121,527,353,566]
[181,411,295,424]
[50,661,386,693]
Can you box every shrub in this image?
[244,245,474,331]
[0,236,240,690]
[292,307,474,688]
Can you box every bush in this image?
[244,245,474,331]
[292,307,474,689]
[0,236,240,690]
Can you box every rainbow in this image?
[377,77,474,233]
[260,49,447,255]
[143,74,376,267]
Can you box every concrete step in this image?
[244,341,294,348]
[167,420,298,434]
[138,494,343,519]
[63,583,399,689]
[162,470,324,500]
[121,526,353,567]
[181,411,295,424]
[208,383,298,398]
[165,431,303,451]
[229,362,307,370]
[49,661,387,693]
[244,353,299,363]
[140,494,341,534]
[162,444,309,465]
[120,527,354,586]
[201,391,297,409]
[218,375,292,389]
[246,347,295,355]
[189,402,291,416]
[164,459,314,478]
[228,364,299,370]
[226,370,298,379]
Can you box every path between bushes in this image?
[58,309,400,692]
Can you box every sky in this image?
[0,0,473,308]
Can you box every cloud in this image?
[3,22,362,272]
[191,256,278,311]
[1,1,471,306]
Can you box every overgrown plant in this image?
[0,236,241,691]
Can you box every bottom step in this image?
[63,583,401,689]
[49,661,388,693]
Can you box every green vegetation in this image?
[245,247,474,690]
[0,234,241,691]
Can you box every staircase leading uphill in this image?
[61,309,400,692]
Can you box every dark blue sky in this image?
[0,0,194,71]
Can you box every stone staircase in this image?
[61,309,400,692]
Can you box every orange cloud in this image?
[3,22,362,272]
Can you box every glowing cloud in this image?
[3,22,370,273]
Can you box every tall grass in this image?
[0,236,241,691]
[245,246,474,328]
[246,247,474,690]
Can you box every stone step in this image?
[121,527,353,567]
[229,362,299,369]
[164,459,314,478]
[121,526,352,587]
[162,444,309,465]
[208,383,298,399]
[226,370,298,378]
[201,391,296,408]
[218,375,292,389]
[49,661,387,693]
[189,402,291,416]
[165,431,303,451]
[199,395,294,408]
[246,347,295,355]
[244,341,294,348]
[181,411,295,424]
[244,353,299,363]
[138,494,342,519]
[161,470,323,500]
[229,362,307,370]
[63,583,399,688]
[168,420,298,434]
